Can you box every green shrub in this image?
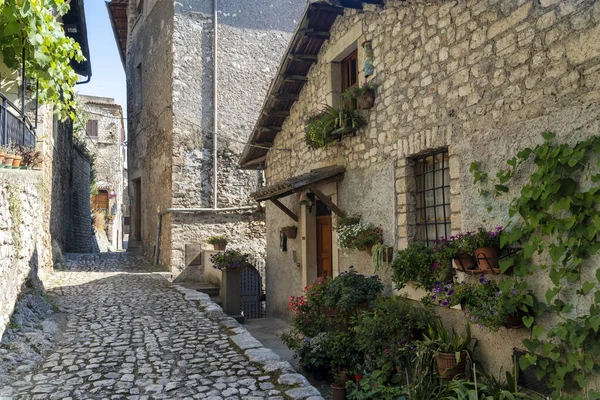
[391,242,453,291]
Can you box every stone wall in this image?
[49,117,94,254]
[262,0,600,374]
[0,170,51,339]
[126,0,303,274]
[126,0,174,261]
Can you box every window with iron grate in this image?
[414,150,451,245]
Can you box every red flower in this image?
[355,374,362,381]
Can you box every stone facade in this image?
[0,170,51,339]
[255,0,600,375]
[80,95,126,251]
[123,0,304,275]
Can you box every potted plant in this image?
[324,331,361,398]
[3,145,15,167]
[210,250,249,315]
[371,243,394,272]
[474,227,503,271]
[282,226,298,239]
[391,242,454,291]
[0,145,5,166]
[304,105,366,149]
[355,295,435,372]
[452,232,479,270]
[499,279,536,329]
[323,266,384,315]
[12,146,23,167]
[206,235,228,250]
[422,321,475,381]
[293,333,330,380]
[334,214,383,254]
[343,81,376,110]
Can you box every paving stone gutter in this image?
[172,284,324,400]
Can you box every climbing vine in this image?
[472,133,600,399]
[0,0,85,120]
[8,183,22,257]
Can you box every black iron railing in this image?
[0,92,35,148]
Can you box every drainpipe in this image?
[213,0,219,210]
[153,0,257,267]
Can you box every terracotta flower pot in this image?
[12,155,22,167]
[435,351,467,381]
[331,384,347,400]
[506,312,525,329]
[4,156,14,166]
[475,246,500,271]
[357,89,375,109]
[282,226,297,239]
[453,251,478,270]
[213,243,227,251]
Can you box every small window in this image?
[341,50,358,92]
[415,150,451,245]
[86,119,98,137]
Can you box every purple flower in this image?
[479,276,485,284]
[442,300,450,307]
[512,289,517,295]
[447,289,455,296]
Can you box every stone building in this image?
[107,0,304,277]
[80,95,126,251]
[0,0,92,338]
[239,0,600,378]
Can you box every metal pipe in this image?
[213,0,218,210]
[153,206,256,266]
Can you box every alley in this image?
[0,254,322,400]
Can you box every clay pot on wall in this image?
[453,251,478,270]
[3,155,14,167]
[435,351,467,381]
[213,243,227,251]
[475,246,500,272]
[357,89,375,109]
[282,226,297,239]
[12,155,22,167]
[330,384,347,400]
[506,312,526,329]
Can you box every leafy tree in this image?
[0,0,85,120]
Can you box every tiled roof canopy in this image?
[238,0,384,170]
[106,0,129,68]
[251,165,345,202]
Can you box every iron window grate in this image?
[415,150,451,246]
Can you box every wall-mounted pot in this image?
[282,226,297,239]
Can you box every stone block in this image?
[488,2,532,39]
[566,23,600,65]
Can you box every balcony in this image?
[0,93,36,148]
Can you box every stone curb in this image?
[171,284,325,400]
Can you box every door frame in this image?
[300,181,339,288]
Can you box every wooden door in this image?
[317,215,332,278]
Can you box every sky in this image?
[76,0,127,114]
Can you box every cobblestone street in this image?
[0,254,322,400]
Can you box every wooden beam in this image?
[308,187,346,218]
[271,93,299,101]
[267,111,290,118]
[270,198,298,222]
[243,155,267,167]
[290,53,318,62]
[309,3,345,15]
[254,142,273,148]
[258,126,282,132]
[283,75,308,82]
[298,29,331,39]
[360,0,384,4]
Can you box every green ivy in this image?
[0,0,85,120]
[472,133,600,399]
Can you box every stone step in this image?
[197,285,220,297]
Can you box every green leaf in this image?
[546,287,560,304]
[589,315,600,332]
[519,353,537,370]
[595,290,600,304]
[542,132,556,141]
[495,184,509,193]
[523,316,535,328]
[523,338,540,352]
[582,281,595,295]
[532,326,544,339]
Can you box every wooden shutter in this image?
[86,119,98,137]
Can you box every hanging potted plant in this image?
[206,235,228,251]
[452,232,479,270]
[343,81,376,110]
[391,242,454,291]
[422,321,474,381]
[282,226,298,239]
[334,214,383,255]
[474,227,503,272]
